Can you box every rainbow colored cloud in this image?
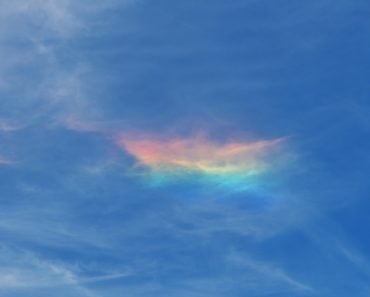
[116,133,287,192]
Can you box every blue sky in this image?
[1,1,370,296]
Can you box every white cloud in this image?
[225,252,314,294]
[0,0,82,38]
[0,246,133,297]
[0,0,133,125]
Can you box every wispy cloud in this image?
[0,0,83,38]
[224,252,314,295]
[0,119,24,132]
[0,1,132,127]
[116,132,288,190]
[0,119,22,165]
[0,157,14,165]
[0,246,133,297]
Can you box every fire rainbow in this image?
[115,133,288,192]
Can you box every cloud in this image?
[116,133,286,187]
[226,252,314,294]
[0,245,133,297]
[63,118,293,192]
[0,0,83,38]
[0,119,24,132]
[0,1,83,123]
[0,0,133,127]
[0,248,80,289]
[0,157,14,165]
[0,119,22,165]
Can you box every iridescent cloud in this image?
[116,133,287,191]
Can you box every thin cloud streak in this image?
[0,157,14,165]
[0,119,24,132]
[227,252,315,294]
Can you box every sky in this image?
[0,1,370,296]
